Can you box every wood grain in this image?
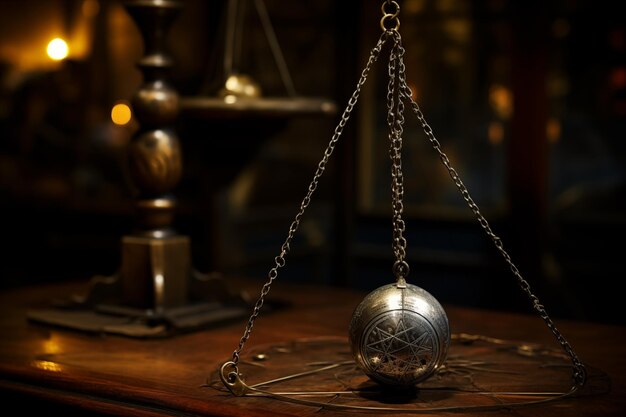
[0,279,624,416]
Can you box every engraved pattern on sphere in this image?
[349,283,450,386]
[362,310,437,384]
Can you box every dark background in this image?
[1,0,624,325]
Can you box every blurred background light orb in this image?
[47,38,69,61]
[111,102,132,125]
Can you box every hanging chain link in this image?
[380,0,400,32]
[228,31,390,369]
[386,37,410,283]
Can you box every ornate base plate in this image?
[209,335,607,413]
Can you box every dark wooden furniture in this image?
[0,279,624,416]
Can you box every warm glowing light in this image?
[31,360,62,373]
[43,339,62,354]
[224,94,237,104]
[225,75,239,91]
[547,118,561,144]
[111,102,132,125]
[489,84,513,119]
[47,38,69,61]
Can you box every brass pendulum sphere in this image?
[349,281,450,386]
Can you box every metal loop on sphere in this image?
[393,260,410,279]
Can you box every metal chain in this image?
[226,2,585,389]
[228,31,391,368]
[390,30,586,386]
[386,38,410,283]
[380,0,400,32]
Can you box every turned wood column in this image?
[121,0,189,311]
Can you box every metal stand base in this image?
[27,233,250,338]
[27,269,249,338]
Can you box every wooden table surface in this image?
[0,278,624,416]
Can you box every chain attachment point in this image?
[220,361,249,396]
[393,260,410,280]
[380,0,400,32]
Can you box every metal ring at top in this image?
[381,0,400,18]
[380,0,400,32]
